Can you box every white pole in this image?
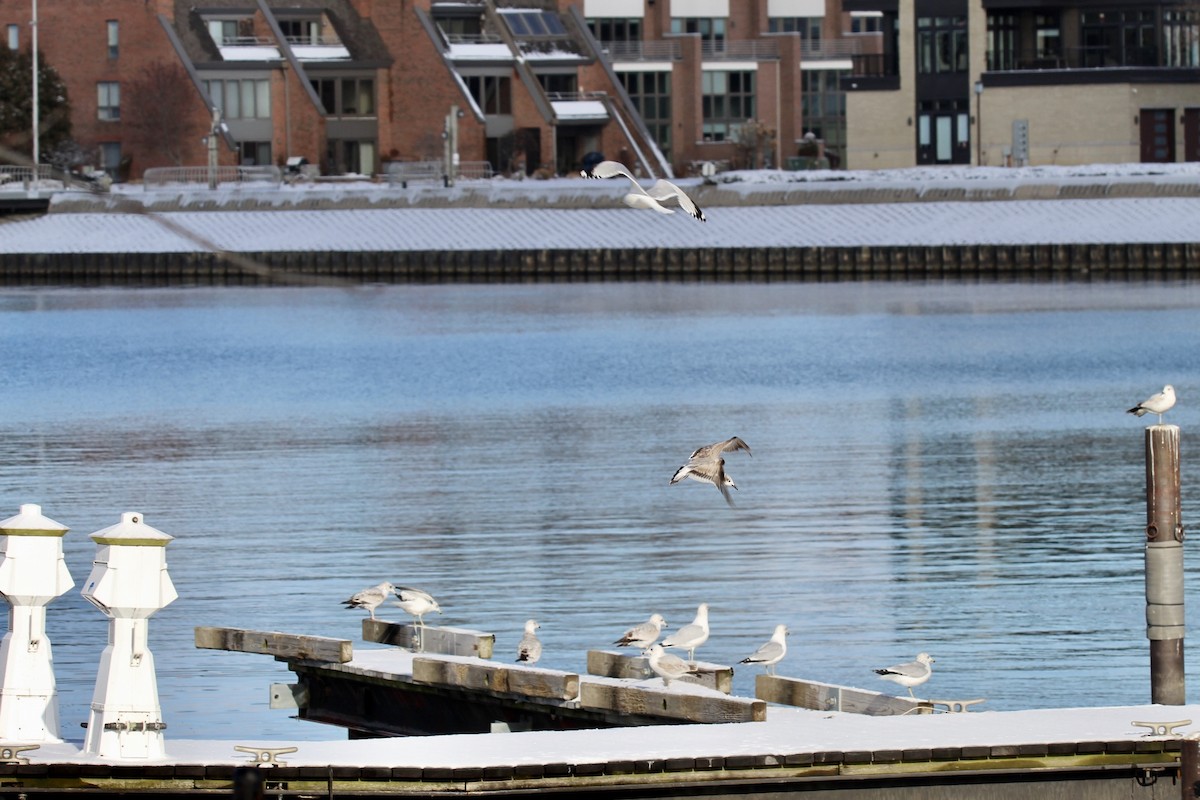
[30,0,38,170]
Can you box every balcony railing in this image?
[143,166,282,189]
[987,44,1169,71]
[851,53,898,77]
[798,39,863,60]
[597,40,682,61]
[700,39,780,60]
[442,32,504,45]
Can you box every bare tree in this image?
[123,60,205,167]
[732,119,777,170]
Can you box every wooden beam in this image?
[362,619,495,658]
[755,674,932,716]
[580,680,765,723]
[411,656,579,701]
[193,626,352,663]
[586,650,733,694]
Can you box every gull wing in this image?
[645,179,706,222]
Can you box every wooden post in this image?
[1184,736,1200,800]
[1145,425,1185,705]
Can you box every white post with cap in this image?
[81,512,177,759]
[0,504,73,742]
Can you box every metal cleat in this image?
[1132,719,1191,736]
[0,745,39,765]
[927,698,986,713]
[234,745,299,767]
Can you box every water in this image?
[1,280,1199,742]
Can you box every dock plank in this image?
[586,650,733,694]
[362,619,495,658]
[411,656,579,701]
[580,680,765,723]
[755,674,930,716]
[194,626,352,662]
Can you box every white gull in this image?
[739,624,789,675]
[1128,384,1176,424]
[661,603,709,663]
[874,652,935,698]
[614,613,668,649]
[582,160,706,222]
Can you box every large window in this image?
[671,17,726,43]
[1081,9,1156,67]
[98,142,121,172]
[769,17,821,42]
[106,20,119,59]
[537,73,577,96]
[206,19,253,45]
[801,68,847,164]
[97,82,120,120]
[587,17,641,42]
[203,79,271,120]
[279,18,322,44]
[702,69,754,142]
[620,71,671,160]
[917,16,967,74]
[6,24,17,50]
[986,13,1016,71]
[239,141,272,166]
[1035,14,1061,63]
[1164,9,1200,67]
[309,77,375,116]
[464,75,511,115]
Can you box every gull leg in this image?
[907,687,915,699]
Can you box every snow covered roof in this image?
[551,100,608,121]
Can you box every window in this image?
[850,14,883,34]
[98,142,121,172]
[917,16,967,74]
[203,79,271,119]
[107,20,118,59]
[537,73,577,96]
[1035,14,1061,62]
[586,18,641,43]
[309,77,375,116]
[7,24,18,51]
[1164,9,1200,68]
[701,69,754,141]
[464,75,511,115]
[97,82,120,120]
[620,71,671,160]
[239,141,272,166]
[671,18,726,44]
[986,13,1016,71]
[769,17,821,42]
[1081,9,1157,68]
[206,19,252,45]
[278,18,321,44]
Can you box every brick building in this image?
[3,0,871,179]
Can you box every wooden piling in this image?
[1183,735,1200,799]
[1145,424,1186,704]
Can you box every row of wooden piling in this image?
[0,242,1198,285]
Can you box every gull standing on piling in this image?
[1128,385,1176,424]
[739,624,789,675]
[582,160,707,222]
[614,613,668,649]
[874,652,935,698]
[670,437,751,507]
[392,586,442,627]
[645,644,698,687]
[341,582,396,620]
[661,603,710,663]
[517,619,542,664]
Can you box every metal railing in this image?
[597,40,681,61]
[987,45,1169,71]
[442,32,504,45]
[0,165,55,188]
[215,36,276,47]
[384,160,493,187]
[700,39,780,60]
[142,165,282,189]
[284,35,344,47]
[798,39,863,60]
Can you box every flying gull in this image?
[341,582,395,620]
[517,619,542,664]
[614,613,668,649]
[670,437,751,507]
[1128,385,1176,424]
[582,160,706,222]
[739,624,789,675]
[645,644,698,687]
[874,652,935,698]
[391,586,442,627]
[661,603,710,663]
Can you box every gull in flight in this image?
[341,582,395,620]
[739,624,789,675]
[874,652,935,698]
[392,586,442,627]
[614,613,668,649]
[582,160,706,222]
[645,644,698,687]
[661,603,709,663]
[517,619,542,664]
[670,436,752,507]
[1128,385,1176,424]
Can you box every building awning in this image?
[551,100,609,123]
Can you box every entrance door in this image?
[917,102,971,165]
[1140,109,1175,163]
[1183,109,1200,161]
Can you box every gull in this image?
[739,624,789,675]
[661,603,709,663]
[391,586,442,627]
[517,619,542,664]
[645,644,698,687]
[582,160,706,222]
[874,652,935,698]
[670,437,751,507]
[341,582,395,620]
[614,613,668,649]
[1128,385,1176,424]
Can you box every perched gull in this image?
[614,613,668,649]
[661,603,709,663]
[391,586,442,627]
[341,582,395,620]
[874,652,935,698]
[1128,385,1176,424]
[739,624,789,675]
[517,619,542,664]
[645,644,698,687]
[670,437,752,507]
[582,160,707,222]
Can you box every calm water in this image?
[2,280,1200,742]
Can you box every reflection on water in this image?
[1,280,1199,740]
